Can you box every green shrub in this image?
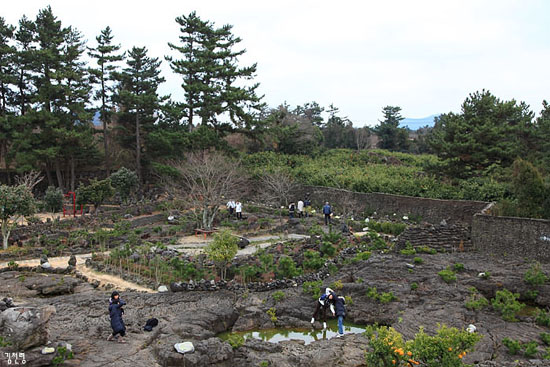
[276,256,301,278]
[320,241,336,257]
[266,308,277,323]
[7,261,18,270]
[464,287,489,311]
[344,295,353,305]
[413,256,423,264]
[368,221,407,235]
[525,289,539,300]
[525,262,548,286]
[303,250,324,271]
[272,290,285,303]
[536,309,550,327]
[417,245,437,254]
[438,268,457,283]
[400,242,416,255]
[227,334,245,349]
[502,337,521,355]
[541,332,550,346]
[44,186,64,213]
[110,167,139,204]
[204,229,238,280]
[453,263,465,272]
[302,280,322,299]
[0,336,11,347]
[364,324,482,367]
[352,251,372,262]
[76,178,114,211]
[492,289,524,322]
[330,279,343,290]
[259,361,269,367]
[410,282,418,291]
[368,236,389,251]
[52,346,74,367]
[366,287,397,303]
[524,341,538,358]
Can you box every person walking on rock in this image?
[323,202,332,225]
[297,200,304,218]
[327,290,346,337]
[226,200,236,218]
[108,291,127,343]
[235,201,243,220]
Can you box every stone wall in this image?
[295,185,489,226]
[472,214,550,262]
[396,224,473,252]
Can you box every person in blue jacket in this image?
[327,291,346,337]
[107,291,127,343]
[322,202,332,225]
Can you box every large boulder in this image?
[0,305,56,349]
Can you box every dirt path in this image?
[0,253,155,293]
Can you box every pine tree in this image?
[375,106,409,151]
[88,26,124,174]
[167,12,263,132]
[429,90,534,178]
[115,46,165,183]
[0,17,17,180]
[14,15,36,116]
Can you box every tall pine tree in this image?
[115,46,165,183]
[88,26,124,174]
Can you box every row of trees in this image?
[0,8,264,188]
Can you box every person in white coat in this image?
[235,201,243,220]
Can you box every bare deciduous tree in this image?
[355,127,371,151]
[164,151,248,229]
[14,170,44,192]
[258,170,298,225]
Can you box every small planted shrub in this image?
[413,256,423,264]
[525,262,548,286]
[523,341,539,358]
[400,242,416,255]
[266,308,277,323]
[465,287,489,311]
[320,241,336,257]
[303,250,324,271]
[492,289,524,322]
[536,309,550,327]
[438,268,457,283]
[330,279,343,290]
[227,334,245,349]
[541,332,550,346]
[453,263,465,272]
[416,245,437,254]
[352,251,371,262]
[364,324,482,367]
[502,337,521,355]
[410,282,418,291]
[276,256,301,279]
[366,287,397,303]
[302,280,322,299]
[272,290,285,303]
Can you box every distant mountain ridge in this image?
[401,114,439,130]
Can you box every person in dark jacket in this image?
[322,202,332,225]
[327,291,346,337]
[107,291,127,343]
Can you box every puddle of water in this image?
[218,320,366,345]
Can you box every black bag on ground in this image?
[144,318,159,332]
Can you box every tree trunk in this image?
[102,69,110,176]
[45,166,53,186]
[135,111,141,183]
[2,220,9,250]
[70,157,75,192]
[19,68,26,115]
[55,160,65,192]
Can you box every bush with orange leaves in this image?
[364,324,482,367]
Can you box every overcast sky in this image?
[4,0,550,126]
